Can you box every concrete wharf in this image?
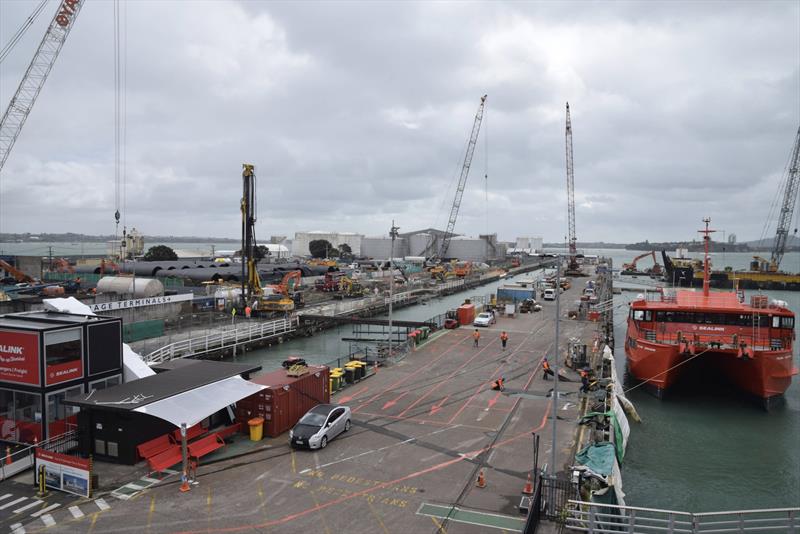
[43,274,602,534]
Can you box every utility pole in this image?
[388,222,399,358]
[48,246,53,270]
[550,256,561,476]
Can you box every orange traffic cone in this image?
[5,446,11,465]
[475,469,486,488]
[522,473,533,494]
[179,470,191,493]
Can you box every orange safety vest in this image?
[543,360,550,370]
[580,370,588,379]
[500,333,508,341]
[473,331,480,339]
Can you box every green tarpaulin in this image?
[575,442,616,477]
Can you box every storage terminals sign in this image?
[88,293,193,312]
[0,330,40,386]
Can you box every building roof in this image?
[63,360,262,411]
[0,311,113,331]
[250,365,328,389]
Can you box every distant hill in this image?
[741,235,800,250]
[0,232,239,243]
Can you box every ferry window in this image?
[781,317,794,329]
[633,310,644,321]
[772,316,780,328]
[644,311,653,321]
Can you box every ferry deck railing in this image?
[628,322,789,352]
[144,316,298,364]
[564,500,798,533]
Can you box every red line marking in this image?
[337,386,368,404]
[446,360,505,424]
[180,401,554,534]
[352,332,469,414]
[486,391,502,410]
[429,395,449,415]
[397,341,493,418]
[382,390,410,410]
[356,411,495,431]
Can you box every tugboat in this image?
[625,218,798,409]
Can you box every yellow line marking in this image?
[307,485,332,534]
[87,511,99,534]
[146,495,155,534]
[291,448,297,474]
[431,516,447,533]
[366,498,391,534]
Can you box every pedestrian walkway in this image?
[0,490,115,533]
[110,468,178,500]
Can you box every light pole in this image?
[388,222,399,358]
[550,255,561,475]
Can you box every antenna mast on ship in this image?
[699,217,715,297]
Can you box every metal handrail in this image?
[565,500,799,534]
[1,427,79,481]
[144,316,298,363]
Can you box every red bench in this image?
[171,424,204,443]
[147,445,183,476]
[216,424,241,441]
[137,434,174,460]
[188,434,225,461]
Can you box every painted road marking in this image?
[10,522,24,534]
[40,514,55,527]
[0,493,13,502]
[95,498,110,511]
[30,503,60,517]
[12,500,42,514]
[416,503,526,531]
[0,497,27,510]
[299,425,455,474]
[69,505,85,519]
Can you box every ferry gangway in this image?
[563,500,798,533]
[144,316,298,364]
[0,427,79,482]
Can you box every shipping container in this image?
[457,303,476,326]
[496,286,536,304]
[236,366,330,438]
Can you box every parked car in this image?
[289,404,351,449]
[543,288,556,301]
[473,312,496,327]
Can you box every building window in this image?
[89,375,122,392]
[44,328,83,385]
[0,388,43,443]
[47,386,82,438]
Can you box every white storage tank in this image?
[409,233,434,256]
[96,276,164,297]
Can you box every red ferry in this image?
[625,219,798,408]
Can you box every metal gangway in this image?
[563,500,798,533]
[144,316,298,364]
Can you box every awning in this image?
[133,375,265,428]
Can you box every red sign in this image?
[56,0,80,28]
[46,359,83,386]
[0,330,40,386]
[35,448,90,471]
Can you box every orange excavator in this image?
[0,260,35,284]
[260,270,303,312]
[622,251,663,275]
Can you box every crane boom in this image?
[438,95,487,259]
[0,0,83,174]
[565,102,578,270]
[769,126,800,270]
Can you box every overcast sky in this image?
[1,0,798,244]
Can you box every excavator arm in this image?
[0,260,35,283]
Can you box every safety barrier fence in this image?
[144,316,298,363]
[1,427,78,482]
[563,500,799,533]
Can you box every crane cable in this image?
[113,0,120,240]
[0,0,49,65]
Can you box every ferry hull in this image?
[624,338,685,394]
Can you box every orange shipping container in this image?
[236,365,330,437]
[457,303,476,326]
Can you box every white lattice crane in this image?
[0,0,84,173]
[436,94,488,260]
[565,102,579,272]
[761,126,800,272]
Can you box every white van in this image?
[543,288,556,301]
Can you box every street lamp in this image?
[388,222,399,358]
[550,255,561,476]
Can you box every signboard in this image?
[46,359,83,386]
[88,293,193,312]
[0,330,40,386]
[35,449,91,497]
